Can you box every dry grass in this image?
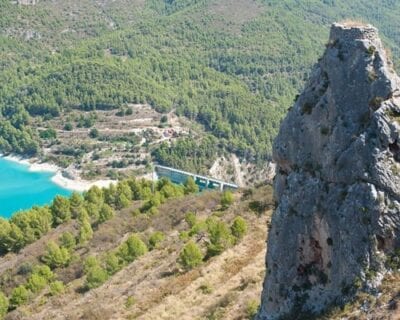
[1,186,273,320]
[318,273,400,320]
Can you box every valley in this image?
[3,0,400,187]
[2,1,400,320]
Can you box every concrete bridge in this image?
[154,165,238,191]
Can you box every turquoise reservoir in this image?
[0,158,71,218]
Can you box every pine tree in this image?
[77,209,93,245]
[179,241,203,270]
[69,192,84,218]
[50,196,71,226]
[0,291,9,319]
[231,216,248,241]
[9,285,29,309]
[42,241,71,269]
[184,177,199,194]
[98,204,115,223]
[117,235,148,263]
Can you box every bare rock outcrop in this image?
[257,22,400,319]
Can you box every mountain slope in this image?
[0,181,274,320]
[3,0,400,178]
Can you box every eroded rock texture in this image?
[257,22,400,319]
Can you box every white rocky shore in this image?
[2,154,116,192]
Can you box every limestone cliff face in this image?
[257,23,400,319]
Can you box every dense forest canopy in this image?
[1,0,400,165]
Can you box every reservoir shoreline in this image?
[1,154,116,192]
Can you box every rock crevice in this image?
[257,22,400,319]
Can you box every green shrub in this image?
[189,221,207,237]
[185,212,197,228]
[10,285,29,309]
[11,207,52,244]
[126,107,133,115]
[26,273,47,293]
[115,181,133,209]
[17,262,33,275]
[50,196,71,226]
[245,299,259,319]
[131,208,141,217]
[99,204,115,223]
[41,241,71,269]
[366,45,376,56]
[160,115,168,123]
[231,216,248,241]
[84,256,100,274]
[125,296,136,308]
[105,253,122,275]
[198,282,213,294]
[32,265,54,281]
[85,265,109,289]
[0,219,25,249]
[63,122,73,131]
[179,231,190,241]
[0,219,25,254]
[0,292,8,319]
[49,281,65,296]
[89,128,99,138]
[117,235,148,263]
[156,178,182,197]
[77,211,93,245]
[184,177,199,194]
[369,96,384,110]
[148,206,159,215]
[248,200,268,216]
[221,191,234,209]
[179,241,203,270]
[39,128,57,139]
[83,203,99,222]
[386,248,400,270]
[84,186,104,206]
[301,102,313,115]
[59,232,76,251]
[141,192,163,213]
[206,217,234,257]
[149,231,165,250]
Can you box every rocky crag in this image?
[257,22,400,319]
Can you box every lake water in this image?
[0,158,71,218]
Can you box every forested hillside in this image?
[2,0,400,170]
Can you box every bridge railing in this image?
[154,165,238,191]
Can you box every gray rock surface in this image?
[257,22,400,319]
